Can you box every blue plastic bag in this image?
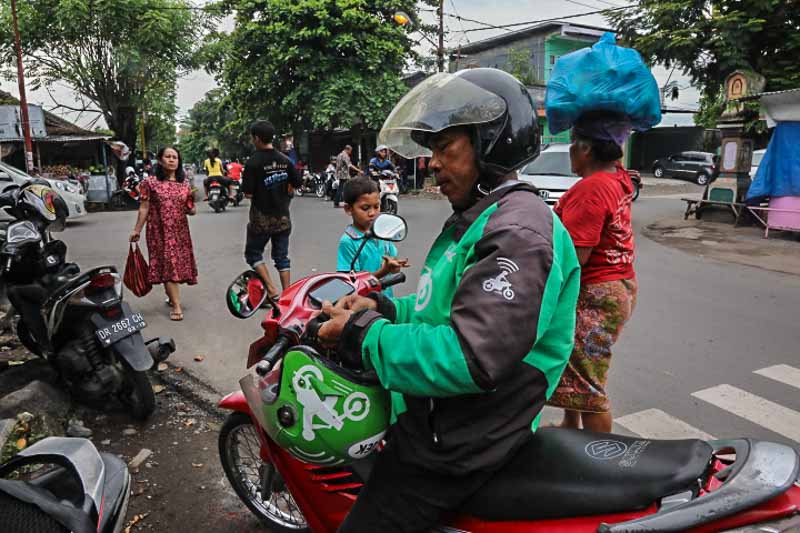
[746,122,800,202]
[545,32,661,135]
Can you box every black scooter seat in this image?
[463,428,713,521]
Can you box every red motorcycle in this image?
[218,215,800,533]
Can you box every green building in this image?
[449,21,611,144]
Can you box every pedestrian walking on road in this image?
[129,146,198,322]
[242,120,303,300]
[547,111,639,433]
[334,145,360,207]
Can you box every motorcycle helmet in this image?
[375,144,389,154]
[17,182,69,232]
[254,347,390,465]
[378,68,540,188]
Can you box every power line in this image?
[461,5,634,33]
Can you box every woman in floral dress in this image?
[547,112,638,432]
[129,147,197,321]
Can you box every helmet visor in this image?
[378,72,507,158]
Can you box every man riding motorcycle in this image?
[369,145,396,175]
[317,68,582,532]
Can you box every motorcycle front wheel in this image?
[383,199,398,215]
[315,182,326,198]
[219,412,309,532]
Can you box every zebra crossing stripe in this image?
[615,408,715,441]
[754,364,800,391]
[692,384,800,442]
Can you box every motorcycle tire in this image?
[295,187,304,197]
[213,203,222,213]
[219,412,309,532]
[315,183,326,198]
[385,200,398,215]
[15,319,42,357]
[118,361,155,420]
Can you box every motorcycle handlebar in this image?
[379,272,406,289]
[255,335,291,376]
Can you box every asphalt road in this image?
[62,191,800,450]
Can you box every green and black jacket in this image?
[348,182,581,474]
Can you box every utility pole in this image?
[10,0,34,173]
[437,0,445,72]
[140,110,147,165]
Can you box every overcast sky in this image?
[2,0,699,129]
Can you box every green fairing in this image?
[261,349,391,466]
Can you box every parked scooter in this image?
[0,437,130,533]
[324,170,339,202]
[208,178,229,213]
[0,183,174,420]
[295,170,326,198]
[218,213,800,533]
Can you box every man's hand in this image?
[380,256,410,275]
[317,301,354,346]
[335,294,377,313]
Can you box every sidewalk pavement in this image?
[644,216,800,276]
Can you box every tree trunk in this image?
[109,105,138,186]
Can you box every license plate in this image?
[95,312,147,346]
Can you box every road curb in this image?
[155,363,226,421]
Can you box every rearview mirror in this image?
[372,214,407,242]
[226,270,267,319]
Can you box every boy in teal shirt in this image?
[337,178,409,296]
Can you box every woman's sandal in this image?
[170,310,184,321]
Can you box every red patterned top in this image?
[140,176,198,285]
[554,166,636,285]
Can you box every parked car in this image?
[0,161,87,219]
[518,144,641,206]
[651,151,715,185]
[750,149,766,178]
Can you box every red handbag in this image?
[124,243,152,297]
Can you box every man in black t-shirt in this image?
[241,120,303,298]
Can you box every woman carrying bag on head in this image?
[543,32,661,432]
[129,146,198,321]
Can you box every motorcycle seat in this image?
[462,428,713,521]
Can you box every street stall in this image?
[743,89,800,238]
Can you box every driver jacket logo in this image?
[415,266,434,312]
[292,365,370,442]
[482,257,519,301]
[585,439,628,460]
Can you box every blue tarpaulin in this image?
[747,121,800,201]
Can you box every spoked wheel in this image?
[315,182,326,198]
[219,413,309,532]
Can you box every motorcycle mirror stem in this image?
[348,230,374,281]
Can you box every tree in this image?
[607,0,800,127]
[0,0,206,177]
[211,0,421,137]
[177,88,250,164]
[505,47,540,86]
